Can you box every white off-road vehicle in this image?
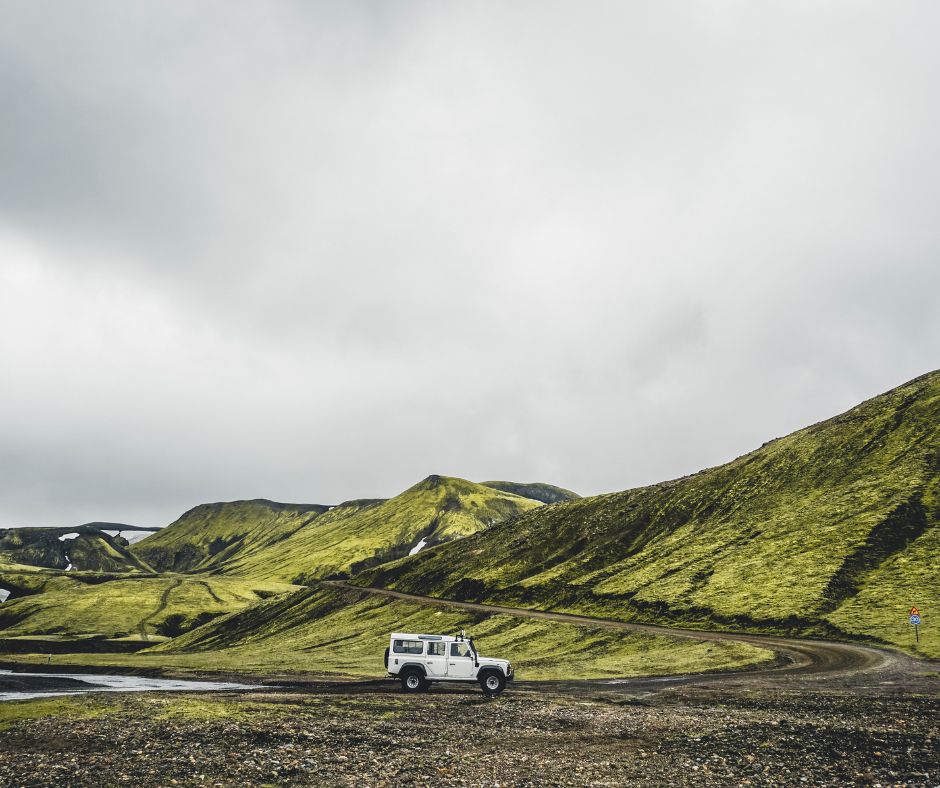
[384,630,514,696]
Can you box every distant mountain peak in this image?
[481,481,580,504]
[130,475,541,580]
[406,474,477,494]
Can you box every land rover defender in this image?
[384,630,513,696]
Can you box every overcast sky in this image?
[1,1,938,528]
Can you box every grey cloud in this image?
[0,1,937,527]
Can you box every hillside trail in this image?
[137,578,184,640]
[322,581,940,697]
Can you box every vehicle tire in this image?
[479,670,506,697]
[384,647,390,670]
[400,669,425,693]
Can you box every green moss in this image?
[0,696,112,731]
[358,371,940,658]
[130,499,331,573]
[147,695,252,721]
[12,586,772,680]
[131,476,541,583]
[0,527,152,573]
[480,481,580,504]
[0,575,298,638]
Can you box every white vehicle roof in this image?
[390,632,464,643]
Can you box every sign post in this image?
[909,607,921,644]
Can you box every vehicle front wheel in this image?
[479,671,506,697]
[400,669,425,693]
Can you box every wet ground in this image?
[0,669,256,701]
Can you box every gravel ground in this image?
[1,684,938,786]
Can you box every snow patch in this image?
[58,533,79,541]
[0,589,10,603]
[64,563,73,572]
[408,538,428,556]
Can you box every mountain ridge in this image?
[481,481,580,504]
[3,373,936,661]
[130,475,548,583]
[356,370,940,657]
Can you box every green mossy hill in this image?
[211,476,542,583]
[0,526,154,573]
[132,584,771,679]
[0,574,298,639]
[130,477,540,584]
[131,499,331,573]
[359,371,940,658]
[481,481,580,504]
[0,570,65,601]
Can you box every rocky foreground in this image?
[1,683,938,786]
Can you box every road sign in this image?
[909,609,922,643]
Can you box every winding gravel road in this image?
[324,581,938,695]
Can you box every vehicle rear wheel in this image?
[479,671,506,697]
[400,669,425,693]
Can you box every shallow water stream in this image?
[0,669,256,701]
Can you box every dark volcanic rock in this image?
[0,685,937,786]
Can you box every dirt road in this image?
[323,581,938,695]
[137,577,183,639]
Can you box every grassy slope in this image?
[0,527,153,573]
[481,481,580,504]
[1,478,541,655]
[15,585,771,680]
[0,574,298,639]
[358,371,940,658]
[131,476,542,584]
[130,500,330,573]
[220,476,542,583]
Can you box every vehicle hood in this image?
[477,656,510,669]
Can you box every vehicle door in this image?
[423,640,448,677]
[447,641,475,678]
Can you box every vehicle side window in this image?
[427,642,446,656]
[450,642,471,658]
[393,639,424,655]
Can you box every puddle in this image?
[0,669,257,701]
